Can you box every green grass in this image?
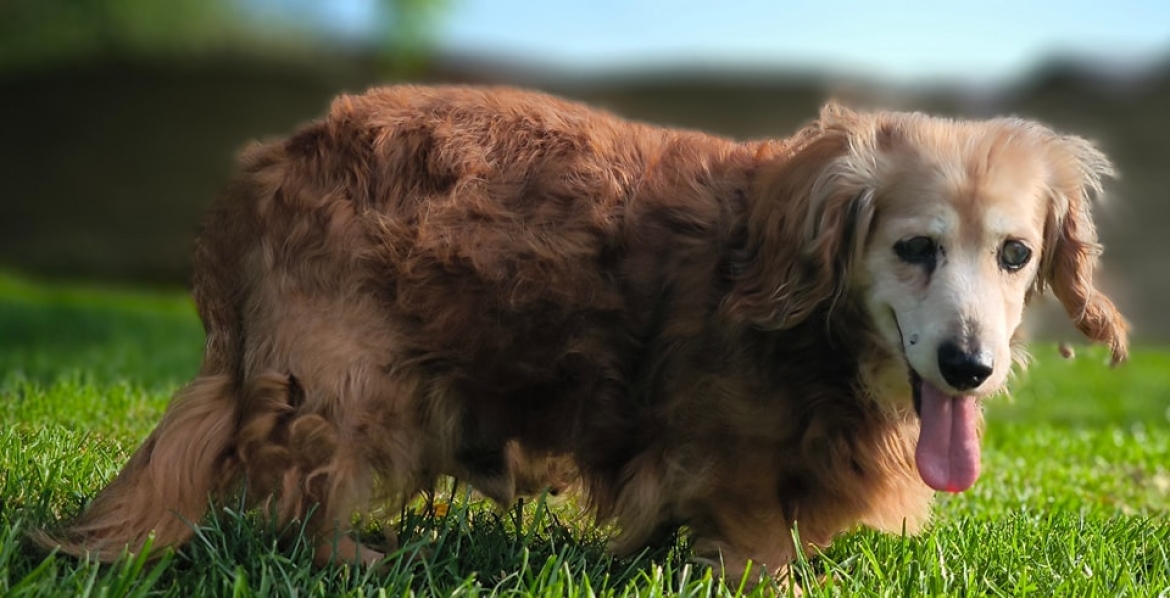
[2,271,1168,596]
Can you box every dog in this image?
[42,86,1128,579]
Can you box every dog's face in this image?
[736,105,1128,492]
[861,131,1052,402]
[852,114,1129,492]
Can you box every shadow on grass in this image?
[13,488,698,596]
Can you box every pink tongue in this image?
[915,381,981,492]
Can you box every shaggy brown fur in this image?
[41,86,1127,579]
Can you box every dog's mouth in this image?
[908,369,981,493]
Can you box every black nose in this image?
[937,341,993,391]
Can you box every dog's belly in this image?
[442,314,649,493]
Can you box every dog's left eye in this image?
[999,240,1032,271]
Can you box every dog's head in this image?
[734,103,1128,491]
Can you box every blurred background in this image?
[1,0,1167,340]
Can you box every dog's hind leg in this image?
[308,449,392,567]
[235,367,432,566]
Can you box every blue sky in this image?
[249,0,1170,85]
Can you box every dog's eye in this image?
[999,240,1032,271]
[894,236,937,265]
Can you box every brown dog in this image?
[43,86,1127,578]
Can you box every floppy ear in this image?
[727,106,876,330]
[1037,135,1129,364]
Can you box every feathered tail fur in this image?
[35,375,239,560]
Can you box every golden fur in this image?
[40,86,1127,579]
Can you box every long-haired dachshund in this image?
[43,86,1127,579]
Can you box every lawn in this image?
[1,272,1168,596]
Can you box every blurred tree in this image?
[0,0,450,75]
[376,0,452,76]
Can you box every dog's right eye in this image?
[894,236,937,266]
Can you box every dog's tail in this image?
[35,374,240,561]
